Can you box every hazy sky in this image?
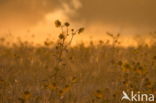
[0,0,156,45]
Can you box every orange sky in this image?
[0,0,156,46]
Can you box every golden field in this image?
[0,21,156,103]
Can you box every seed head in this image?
[78,27,84,34]
[55,20,61,27]
[64,22,70,27]
[59,33,65,40]
[71,29,74,32]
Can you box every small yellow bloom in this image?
[23,91,31,100]
[59,89,64,96]
[95,90,104,99]
[71,76,77,83]
[47,83,57,91]
[63,85,71,92]
[59,85,71,97]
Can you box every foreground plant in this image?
[52,20,84,80]
[44,20,84,102]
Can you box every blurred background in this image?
[0,1,156,103]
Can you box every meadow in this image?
[0,21,156,103]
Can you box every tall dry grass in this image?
[0,21,156,103]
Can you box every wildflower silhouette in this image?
[95,90,104,99]
[53,19,84,79]
[55,20,62,28]
[44,20,84,102]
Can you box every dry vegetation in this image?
[0,20,156,103]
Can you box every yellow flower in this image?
[95,90,104,99]
[71,76,77,83]
[63,85,71,92]
[47,83,57,91]
[23,91,31,100]
[122,63,131,72]
[136,66,146,75]
[59,89,64,96]
[59,85,71,97]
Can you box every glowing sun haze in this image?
[0,0,156,46]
